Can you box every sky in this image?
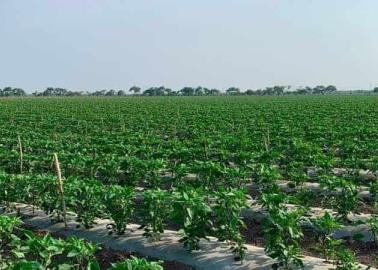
[1,0,378,92]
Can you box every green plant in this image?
[24,232,65,268]
[8,261,44,270]
[252,164,280,193]
[259,192,287,212]
[333,249,361,270]
[290,188,316,208]
[286,161,307,188]
[103,185,134,235]
[172,189,212,251]
[322,177,359,221]
[0,173,17,211]
[262,202,305,270]
[334,179,359,221]
[370,181,378,205]
[367,216,378,247]
[65,236,99,270]
[142,188,170,241]
[214,188,248,261]
[109,256,163,270]
[68,180,103,229]
[312,212,342,262]
[0,215,22,250]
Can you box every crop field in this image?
[1,95,378,269]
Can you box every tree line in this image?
[1,85,378,97]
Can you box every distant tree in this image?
[273,86,285,95]
[164,88,173,95]
[209,89,220,95]
[13,88,26,96]
[304,86,313,94]
[156,86,166,96]
[255,89,263,95]
[0,87,26,97]
[129,86,141,94]
[143,87,165,96]
[92,90,107,96]
[117,90,126,96]
[56,88,68,96]
[180,87,195,96]
[313,85,326,95]
[295,88,307,95]
[1,87,14,96]
[143,87,154,96]
[202,88,211,95]
[194,87,204,96]
[325,85,337,93]
[106,89,116,96]
[374,87,378,93]
[226,87,240,95]
[66,91,82,96]
[245,89,256,95]
[40,87,68,96]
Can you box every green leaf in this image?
[58,264,73,270]
[11,261,43,270]
[67,250,80,257]
[87,260,101,270]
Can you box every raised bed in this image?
[2,203,364,270]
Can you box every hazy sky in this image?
[1,0,378,92]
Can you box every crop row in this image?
[1,170,377,269]
[0,215,164,270]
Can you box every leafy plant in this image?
[103,185,134,235]
[65,236,99,270]
[7,261,44,270]
[252,164,280,193]
[370,181,378,205]
[262,200,305,270]
[333,249,361,270]
[334,179,360,221]
[322,177,359,221]
[24,232,65,269]
[142,188,170,241]
[286,161,307,188]
[214,188,248,261]
[367,216,378,247]
[109,256,163,270]
[0,215,22,251]
[172,189,212,251]
[68,180,103,228]
[312,212,342,262]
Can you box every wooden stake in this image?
[53,153,67,230]
[17,135,23,174]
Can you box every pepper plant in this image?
[142,188,171,241]
[333,249,361,270]
[104,185,134,235]
[367,216,378,247]
[109,256,163,270]
[172,189,212,251]
[261,192,305,270]
[23,232,66,269]
[312,212,342,262]
[68,179,103,228]
[214,188,248,261]
[0,215,22,251]
[65,236,100,270]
